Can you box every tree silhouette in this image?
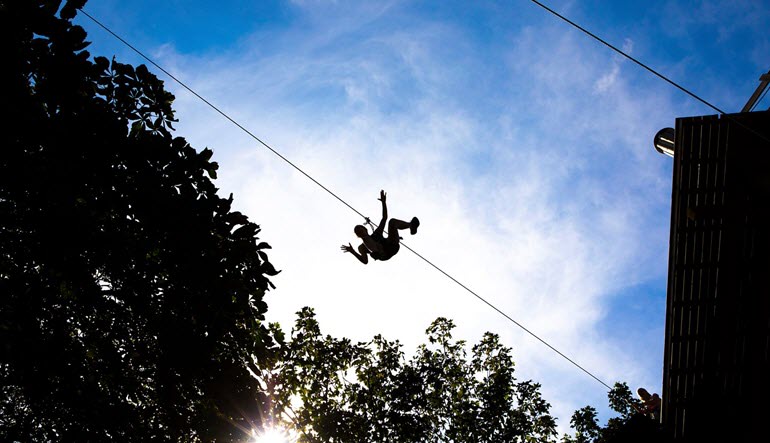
[260,310,671,443]
[1,1,279,441]
[562,382,671,443]
[259,308,559,442]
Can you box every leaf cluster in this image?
[1,1,279,441]
[259,310,559,443]
[561,383,670,443]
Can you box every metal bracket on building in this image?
[741,69,770,112]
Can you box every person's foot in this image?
[410,217,420,235]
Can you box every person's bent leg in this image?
[387,219,408,239]
[388,218,419,237]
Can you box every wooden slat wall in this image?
[662,111,770,442]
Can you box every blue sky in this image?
[75,0,770,435]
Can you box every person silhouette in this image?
[341,190,419,265]
[636,387,661,421]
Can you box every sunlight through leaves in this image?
[251,426,294,443]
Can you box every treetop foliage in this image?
[258,309,559,443]
[258,308,665,443]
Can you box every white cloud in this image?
[595,64,620,92]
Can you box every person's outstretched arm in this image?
[376,190,388,232]
[341,243,369,264]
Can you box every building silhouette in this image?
[661,110,770,441]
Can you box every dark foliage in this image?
[259,309,559,442]
[562,383,672,443]
[1,1,279,440]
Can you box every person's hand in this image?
[378,190,386,202]
[341,243,354,253]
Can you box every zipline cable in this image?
[528,0,726,114]
[528,0,770,145]
[400,240,613,390]
[80,8,617,392]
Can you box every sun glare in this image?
[252,426,292,443]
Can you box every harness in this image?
[369,231,399,261]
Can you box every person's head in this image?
[637,388,651,400]
[354,225,368,238]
